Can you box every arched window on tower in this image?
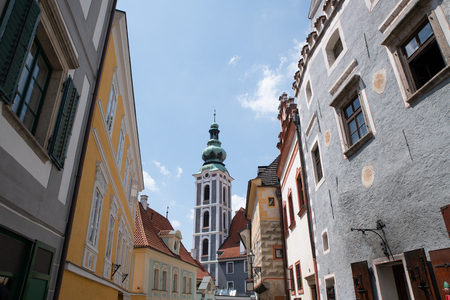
[202,239,209,259]
[223,212,227,233]
[223,187,227,206]
[204,185,210,202]
[203,211,209,228]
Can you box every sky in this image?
[116,0,312,250]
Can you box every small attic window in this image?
[305,81,313,104]
[174,240,178,252]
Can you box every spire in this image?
[196,113,228,174]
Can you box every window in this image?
[288,266,295,293]
[274,246,283,260]
[105,216,115,260]
[322,230,330,253]
[295,169,306,216]
[223,212,227,231]
[244,260,248,273]
[182,276,187,293]
[105,86,117,133]
[11,39,52,134]
[162,270,168,291]
[223,187,227,205]
[116,129,125,164]
[202,239,208,257]
[325,27,346,68]
[295,261,303,293]
[188,277,192,294]
[203,211,209,228]
[153,268,160,290]
[268,197,275,206]
[123,156,130,186]
[382,2,450,103]
[325,276,336,300]
[283,203,288,235]
[227,262,234,274]
[88,189,103,247]
[312,143,323,185]
[287,189,295,229]
[227,281,234,290]
[305,80,313,104]
[329,75,374,158]
[0,0,79,168]
[173,273,178,292]
[204,185,210,202]
[402,20,445,91]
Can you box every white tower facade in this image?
[192,118,233,283]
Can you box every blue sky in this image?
[116,0,311,250]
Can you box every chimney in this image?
[140,195,148,211]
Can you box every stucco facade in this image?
[59,10,144,300]
[0,0,115,299]
[244,158,286,300]
[287,0,450,299]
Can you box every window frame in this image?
[203,185,210,202]
[322,229,330,254]
[382,2,450,104]
[268,197,275,207]
[287,188,296,229]
[310,137,325,190]
[226,261,234,274]
[288,266,295,294]
[105,85,118,134]
[295,168,306,217]
[153,268,160,290]
[172,271,178,292]
[322,22,348,75]
[295,261,303,294]
[162,270,168,291]
[203,210,210,228]
[227,281,234,290]
[329,75,374,158]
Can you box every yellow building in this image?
[60,10,144,300]
[243,157,287,300]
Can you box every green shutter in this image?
[22,241,55,300]
[49,76,80,169]
[0,0,41,104]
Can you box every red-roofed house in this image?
[216,208,252,298]
[131,196,198,300]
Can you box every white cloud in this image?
[238,65,283,117]
[232,194,246,213]
[175,167,183,178]
[171,220,181,228]
[228,55,241,66]
[153,160,171,175]
[187,209,194,221]
[287,38,306,78]
[143,170,159,192]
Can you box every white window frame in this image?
[103,195,118,278]
[324,274,336,300]
[116,127,125,165]
[226,261,234,274]
[105,71,119,134]
[303,72,314,110]
[188,276,192,294]
[172,270,178,292]
[329,74,375,158]
[183,274,187,293]
[310,136,325,191]
[381,0,450,105]
[322,21,347,76]
[153,267,160,290]
[83,161,108,272]
[227,281,234,290]
[162,269,168,291]
[322,229,330,254]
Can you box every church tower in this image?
[192,115,233,283]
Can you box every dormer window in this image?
[158,230,182,255]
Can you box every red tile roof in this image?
[194,258,213,280]
[217,208,249,260]
[135,202,198,267]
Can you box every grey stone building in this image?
[285,0,450,299]
[0,0,116,299]
[192,118,233,285]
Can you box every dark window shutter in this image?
[22,240,55,300]
[440,205,450,238]
[404,248,437,300]
[0,0,41,104]
[429,247,450,300]
[351,261,374,300]
[49,76,80,169]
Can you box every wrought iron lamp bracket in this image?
[351,220,394,260]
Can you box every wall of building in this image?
[291,0,450,298]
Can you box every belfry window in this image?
[203,211,209,228]
[204,185,210,202]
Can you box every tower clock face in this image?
[204,173,210,178]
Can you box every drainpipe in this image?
[276,187,290,300]
[292,111,320,300]
[53,1,117,298]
